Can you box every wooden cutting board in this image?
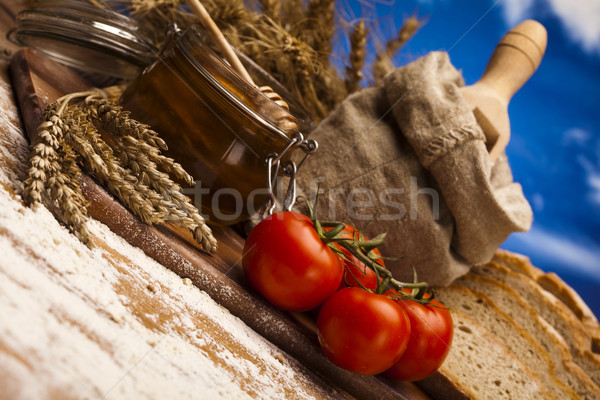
[7,45,429,399]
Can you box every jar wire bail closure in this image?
[262,133,318,217]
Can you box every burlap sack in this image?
[296,52,533,287]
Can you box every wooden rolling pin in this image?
[461,19,547,162]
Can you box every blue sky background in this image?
[338,0,600,316]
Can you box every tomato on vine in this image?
[242,211,343,311]
[383,289,454,381]
[325,224,384,291]
[242,206,453,379]
[317,287,411,375]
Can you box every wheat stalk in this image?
[345,19,366,94]
[304,0,335,63]
[64,104,166,224]
[281,0,304,28]
[373,16,422,85]
[23,103,93,244]
[85,97,194,185]
[87,1,421,120]
[52,139,92,244]
[83,95,217,252]
[257,0,281,23]
[22,91,217,253]
[23,106,63,205]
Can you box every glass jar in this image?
[119,25,314,225]
[8,0,157,81]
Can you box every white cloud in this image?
[500,0,535,26]
[531,192,545,212]
[547,0,600,54]
[562,128,600,205]
[508,227,600,280]
[588,174,600,204]
[562,127,591,146]
[577,155,600,205]
[499,0,600,55]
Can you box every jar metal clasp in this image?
[262,133,318,217]
[157,24,183,58]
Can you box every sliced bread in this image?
[435,285,578,400]
[493,250,600,358]
[493,250,599,337]
[454,273,600,400]
[471,262,600,389]
[418,311,554,400]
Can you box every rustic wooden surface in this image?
[0,1,430,399]
[0,3,347,400]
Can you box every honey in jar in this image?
[119,25,303,225]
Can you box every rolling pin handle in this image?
[478,19,548,106]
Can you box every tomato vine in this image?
[306,201,435,303]
[242,202,453,379]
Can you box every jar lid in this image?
[8,1,158,79]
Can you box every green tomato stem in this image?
[307,205,433,304]
[325,235,432,303]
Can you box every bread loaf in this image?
[422,250,600,399]
[472,261,600,388]
[419,311,554,399]
[455,273,600,399]
[434,285,578,399]
[492,250,600,349]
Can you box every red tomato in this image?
[242,211,343,311]
[383,290,454,381]
[325,224,384,291]
[317,287,411,375]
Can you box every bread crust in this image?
[472,261,600,385]
[494,249,599,335]
[454,273,600,399]
[417,311,553,400]
[435,285,579,399]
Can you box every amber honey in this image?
[119,25,300,225]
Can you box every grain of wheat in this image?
[23,91,217,252]
[258,0,281,23]
[373,16,422,85]
[345,19,366,94]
